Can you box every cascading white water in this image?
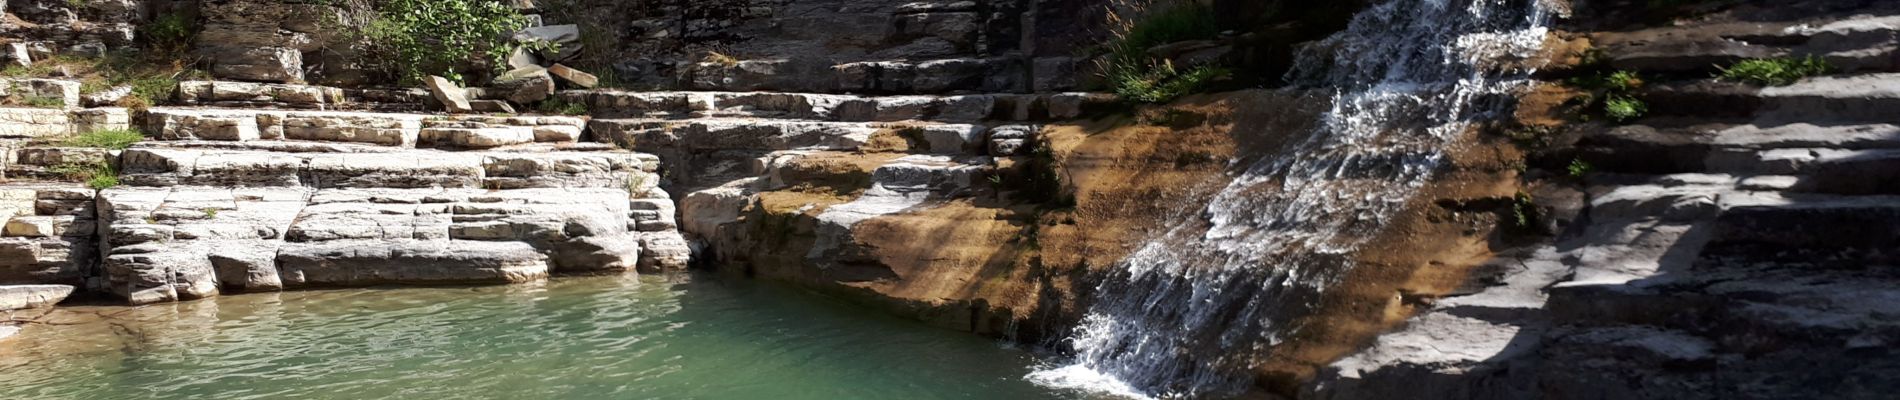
[1028,0,1554,398]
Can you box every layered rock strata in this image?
[1310,8,1900,400]
[1,91,693,306]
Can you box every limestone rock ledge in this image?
[1,103,694,306]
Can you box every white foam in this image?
[1025,364,1155,400]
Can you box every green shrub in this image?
[1110,3,1220,63]
[1102,3,1225,104]
[0,53,205,109]
[141,12,197,52]
[88,172,120,190]
[63,129,145,150]
[1603,95,1647,122]
[1511,192,1540,229]
[365,0,544,85]
[19,96,65,108]
[1565,69,1648,123]
[1567,158,1594,178]
[1111,61,1229,104]
[1719,56,1831,86]
[49,160,119,189]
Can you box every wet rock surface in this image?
[1311,4,1900,400]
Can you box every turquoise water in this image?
[0,274,1084,399]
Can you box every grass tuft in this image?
[63,129,145,150]
[1719,56,1831,86]
[1100,2,1225,104]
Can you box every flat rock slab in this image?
[0,284,73,311]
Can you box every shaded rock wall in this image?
[543,0,1108,93]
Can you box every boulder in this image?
[507,47,540,69]
[548,64,599,88]
[6,43,29,68]
[82,85,133,107]
[426,76,474,113]
[491,66,556,104]
[987,125,1036,156]
[210,47,305,83]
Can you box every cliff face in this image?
[466,0,1107,94]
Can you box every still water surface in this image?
[1,274,1085,399]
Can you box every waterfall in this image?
[1027,0,1554,398]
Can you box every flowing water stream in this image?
[1028,0,1554,397]
[0,274,1081,399]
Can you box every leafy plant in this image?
[1566,70,1647,123]
[1109,2,1221,62]
[1111,61,1229,104]
[1719,56,1831,86]
[1101,2,1226,104]
[141,12,198,53]
[18,96,65,108]
[91,173,119,190]
[50,160,119,189]
[63,129,145,150]
[364,0,542,85]
[1511,192,1539,229]
[1567,158,1594,178]
[0,53,207,109]
[1603,95,1647,122]
[201,208,219,218]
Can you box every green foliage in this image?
[1603,95,1647,122]
[63,129,145,150]
[1111,61,1230,104]
[366,0,541,85]
[1568,70,1643,93]
[1567,158,1594,179]
[89,172,120,190]
[201,208,219,219]
[1111,3,1220,62]
[0,53,207,109]
[1102,3,1226,104]
[1511,192,1539,229]
[537,97,588,116]
[1719,56,1832,86]
[141,12,198,53]
[18,96,65,108]
[1565,69,1647,123]
[49,160,118,190]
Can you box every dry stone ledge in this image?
[117,145,644,190]
[178,81,346,108]
[0,284,73,311]
[95,184,681,305]
[0,78,80,109]
[0,183,96,287]
[0,107,75,138]
[560,89,1117,122]
[143,108,587,149]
